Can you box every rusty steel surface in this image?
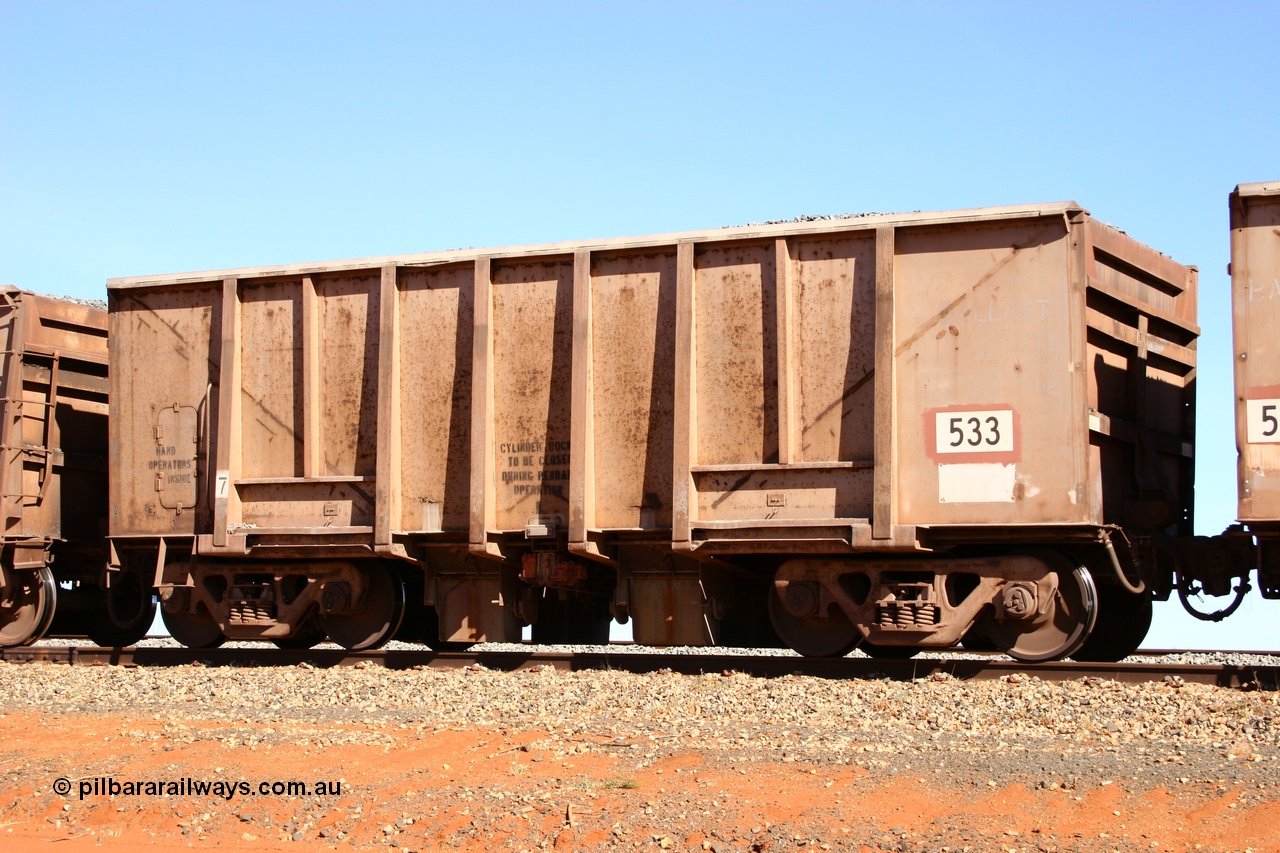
[3,644,1278,690]
[0,288,111,645]
[107,203,1197,550]
[1233,182,1280,522]
[1231,181,1280,604]
[105,201,1197,652]
[0,288,108,545]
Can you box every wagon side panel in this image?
[588,250,677,530]
[489,258,574,533]
[892,217,1083,527]
[398,265,474,534]
[233,272,382,532]
[109,285,219,539]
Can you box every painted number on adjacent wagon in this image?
[1246,398,1280,444]
[933,410,1015,455]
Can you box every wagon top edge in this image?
[1234,181,1280,199]
[105,200,1088,290]
[0,285,107,323]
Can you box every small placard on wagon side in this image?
[1246,398,1280,444]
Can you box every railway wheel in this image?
[1070,586,1152,662]
[768,579,861,658]
[160,590,225,649]
[272,617,327,650]
[979,550,1097,662]
[318,564,406,651]
[87,569,156,647]
[0,565,56,647]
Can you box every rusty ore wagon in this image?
[0,288,150,647]
[105,201,1199,661]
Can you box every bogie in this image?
[767,550,1101,662]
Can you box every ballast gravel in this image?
[1,657,1278,792]
[2,657,1280,852]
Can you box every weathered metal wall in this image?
[1084,220,1198,539]
[894,218,1078,525]
[107,204,1197,556]
[398,266,473,534]
[0,289,109,548]
[1233,182,1280,524]
[108,284,217,537]
[588,251,676,531]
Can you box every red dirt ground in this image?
[0,711,1275,852]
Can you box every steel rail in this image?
[3,645,1278,689]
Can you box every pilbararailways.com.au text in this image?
[53,776,342,801]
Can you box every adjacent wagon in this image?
[0,288,146,647]
[1232,181,1280,608]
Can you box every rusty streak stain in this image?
[803,369,875,434]
[122,294,194,363]
[242,390,298,444]
[894,226,1052,357]
[710,473,753,509]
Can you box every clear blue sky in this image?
[3,1,1277,649]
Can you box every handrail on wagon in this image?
[0,352,62,507]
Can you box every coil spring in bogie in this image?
[877,601,939,629]
[228,601,276,624]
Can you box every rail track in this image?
[3,644,1278,689]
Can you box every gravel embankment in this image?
[3,658,1280,852]
[3,656,1279,793]
[37,636,1280,668]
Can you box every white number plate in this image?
[1247,398,1280,444]
[934,410,1015,454]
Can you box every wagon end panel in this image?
[0,294,23,537]
[893,216,1085,527]
[109,284,219,539]
[29,298,110,547]
[21,292,109,358]
[1233,183,1280,522]
[1082,220,1198,538]
[1,291,109,545]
